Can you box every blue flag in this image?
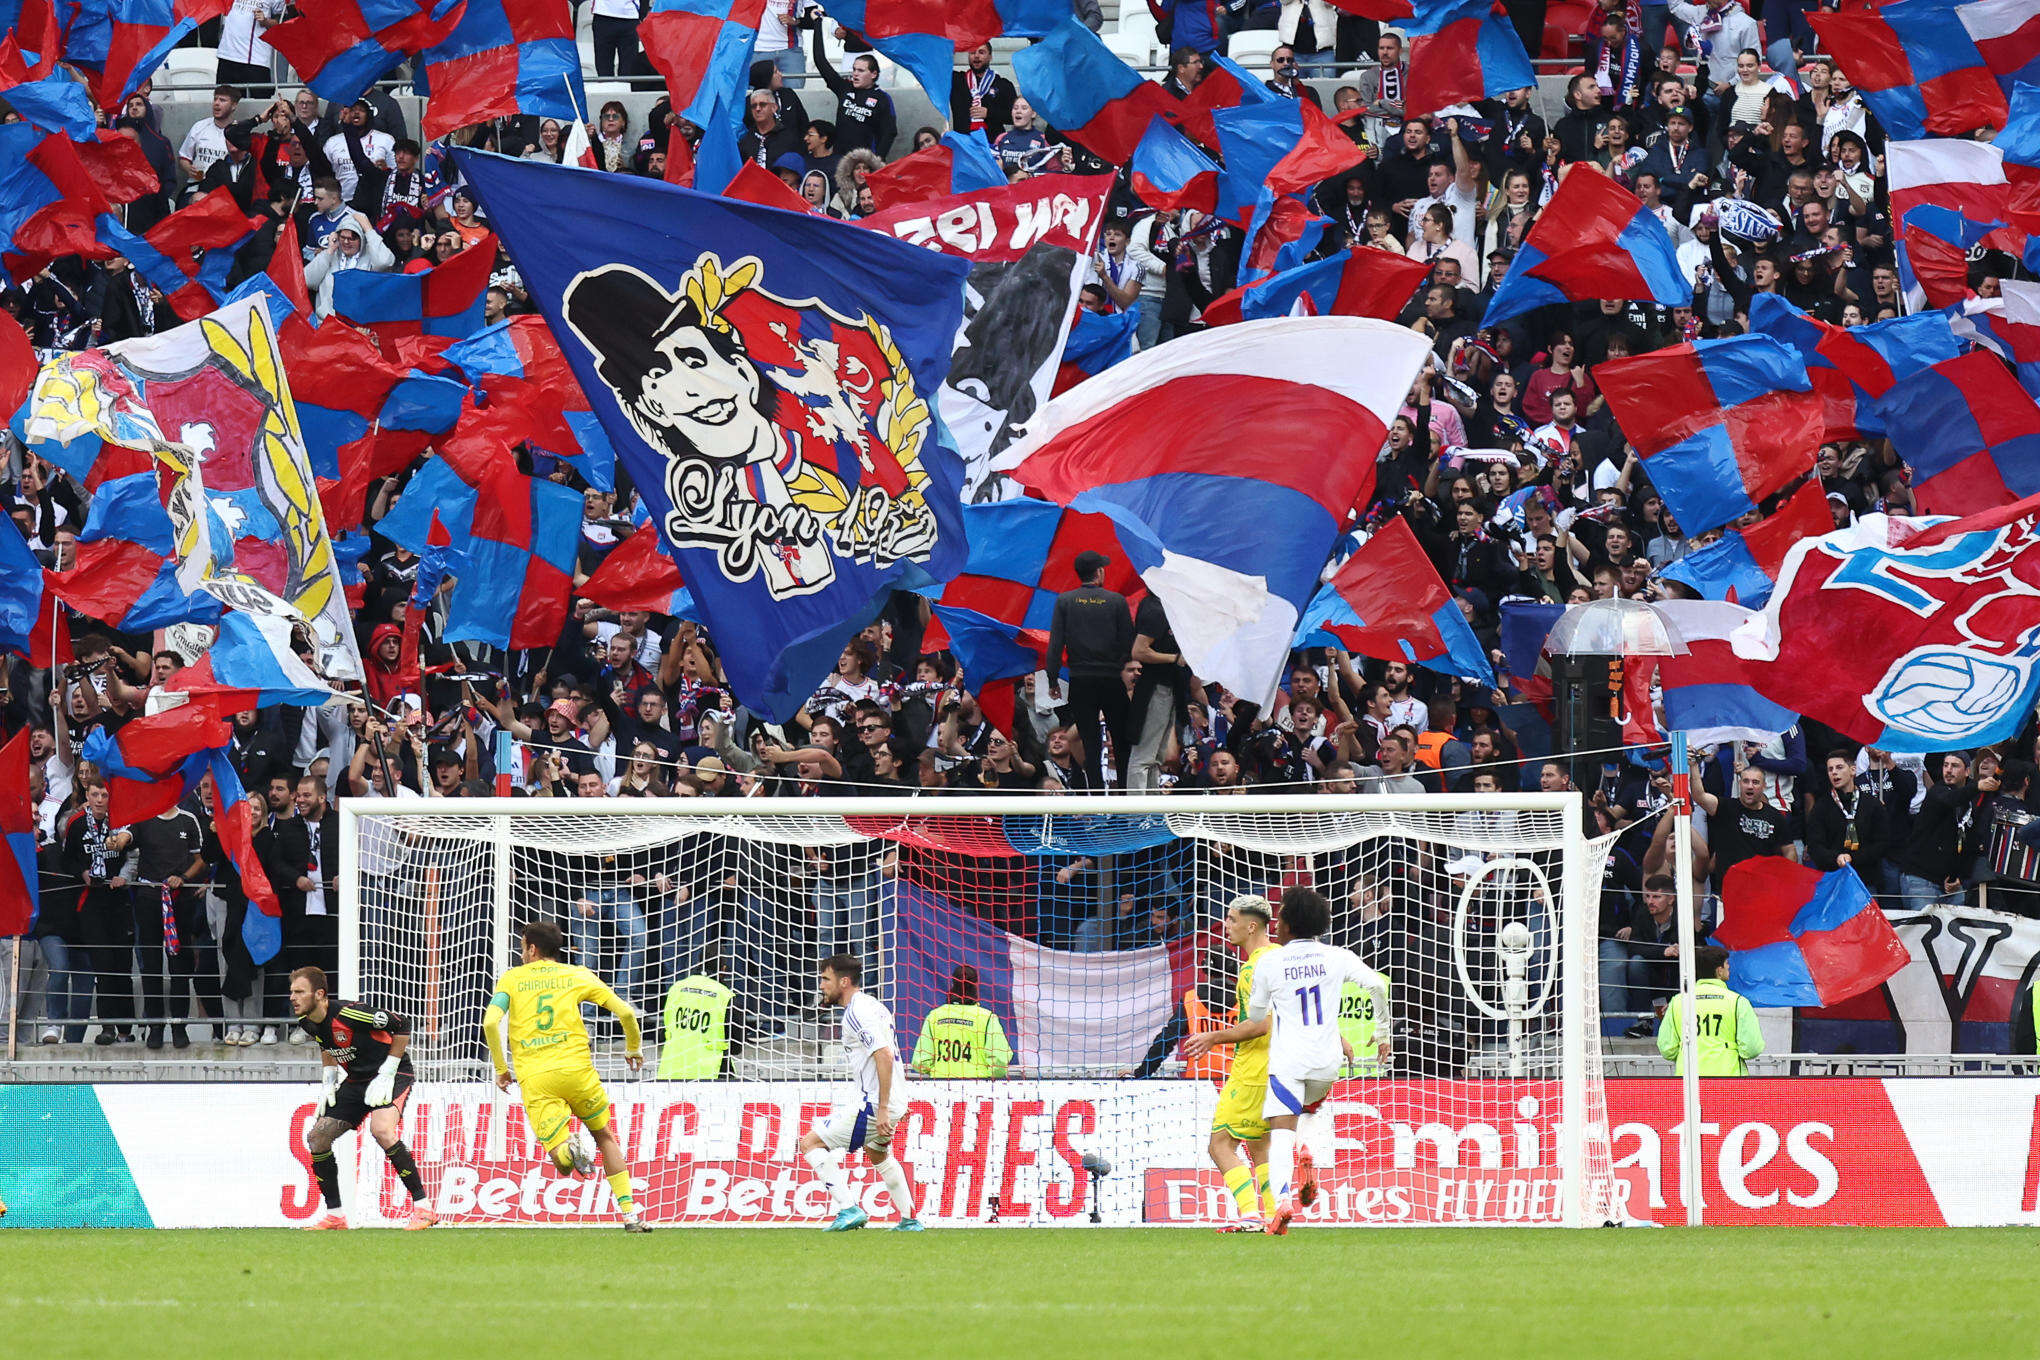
[452,149,974,720]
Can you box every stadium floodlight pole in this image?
[1670,730,1704,1227]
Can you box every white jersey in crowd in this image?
[840,989,901,1110]
[1249,938,1390,1080]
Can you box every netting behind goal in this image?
[338,795,1622,1227]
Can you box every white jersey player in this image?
[797,953,924,1232]
[1245,887,1391,1235]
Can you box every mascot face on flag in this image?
[561,252,942,600]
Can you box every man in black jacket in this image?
[1553,74,1610,165]
[269,775,342,1030]
[198,123,262,212]
[1046,550,1134,789]
[1890,752,1980,911]
[1805,751,1892,890]
[951,44,1016,138]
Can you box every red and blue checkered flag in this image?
[417,0,582,139]
[1713,859,1908,1008]
[933,499,1142,635]
[1481,169,1687,328]
[0,122,111,282]
[1203,245,1429,327]
[1746,294,1965,442]
[96,0,233,111]
[639,0,765,127]
[92,187,260,320]
[330,229,498,341]
[1012,17,1174,165]
[1660,481,1831,610]
[1402,0,1537,119]
[1812,0,2011,140]
[866,130,1007,211]
[445,464,583,651]
[1877,351,2040,517]
[1294,516,1494,683]
[1595,333,1821,536]
[439,313,618,490]
[267,0,468,108]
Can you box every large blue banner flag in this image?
[452,150,974,719]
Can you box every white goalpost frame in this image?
[339,791,1611,1228]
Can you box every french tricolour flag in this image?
[995,317,1431,706]
[892,881,1185,1072]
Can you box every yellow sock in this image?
[607,1169,635,1216]
[1256,1165,1277,1217]
[1222,1164,1257,1218]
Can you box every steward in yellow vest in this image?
[910,964,1012,1078]
[1657,946,1763,1076]
[659,974,732,1079]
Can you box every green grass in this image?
[1,1228,2032,1359]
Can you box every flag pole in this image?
[1670,728,1703,1227]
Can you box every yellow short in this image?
[1212,1074,1270,1143]
[519,1064,612,1149]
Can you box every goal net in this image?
[337,794,1624,1227]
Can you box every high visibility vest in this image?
[1183,988,1230,1084]
[1338,972,1392,1076]
[1661,979,1753,1076]
[1411,732,1450,771]
[659,976,732,1079]
[911,1003,1011,1078]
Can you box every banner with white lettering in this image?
[14,1077,2040,1227]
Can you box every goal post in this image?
[337,793,1625,1227]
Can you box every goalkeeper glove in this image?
[319,1065,344,1110]
[364,1055,401,1108]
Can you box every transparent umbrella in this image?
[1547,597,1690,658]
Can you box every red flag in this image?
[0,309,33,420]
[0,724,36,937]
[74,130,162,205]
[723,160,816,214]
[579,525,687,615]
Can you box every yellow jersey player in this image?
[1183,894,1280,1233]
[484,920,651,1232]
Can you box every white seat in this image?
[1226,31,1283,73]
[1117,5,1158,48]
[161,48,217,87]
[1103,32,1152,68]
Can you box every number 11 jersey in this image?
[1248,939,1389,1082]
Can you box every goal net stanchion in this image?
[337,794,1625,1228]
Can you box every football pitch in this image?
[2,1229,2034,1359]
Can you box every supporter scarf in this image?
[160,885,180,956]
[1379,62,1403,109]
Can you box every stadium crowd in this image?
[1,0,2032,1060]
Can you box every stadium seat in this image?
[1540,20,1569,59]
[161,47,216,87]
[1117,5,1158,49]
[1227,31,1281,72]
[1104,32,1153,68]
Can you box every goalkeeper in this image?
[485,920,650,1233]
[288,966,435,1231]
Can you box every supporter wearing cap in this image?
[321,98,395,209]
[771,152,808,188]
[199,122,261,212]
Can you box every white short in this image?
[816,1091,909,1154]
[1262,1070,1336,1119]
